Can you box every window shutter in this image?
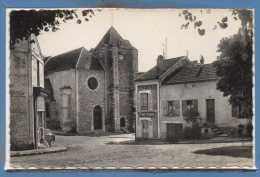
[175,100,180,116]
[193,100,198,112]
[232,103,237,117]
[182,100,187,116]
[162,101,168,116]
[148,92,153,110]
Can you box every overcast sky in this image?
[37,8,241,72]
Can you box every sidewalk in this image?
[118,136,252,145]
[10,146,68,157]
[178,137,252,144]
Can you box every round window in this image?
[88,77,98,90]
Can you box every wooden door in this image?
[167,124,183,142]
[93,106,102,130]
[206,99,215,124]
[142,120,149,138]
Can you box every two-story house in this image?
[9,34,48,150]
[135,55,251,141]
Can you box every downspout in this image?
[157,81,160,139]
[33,95,37,149]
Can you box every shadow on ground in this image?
[193,145,253,158]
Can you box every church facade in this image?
[44,27,138,133]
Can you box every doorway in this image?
[142,120,149,139]
[206,99,215,124]
[166,123,183,142]
[93,105,102,130]
[120,117,126,128]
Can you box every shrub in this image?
[246,123,253,138]
[183,124,201,140]
[183,109,202,139]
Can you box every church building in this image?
[44,27,138,133]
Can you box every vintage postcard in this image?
[5,8,255,170]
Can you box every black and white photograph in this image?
[6,8,254,169]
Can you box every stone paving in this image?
[8,134,254,169]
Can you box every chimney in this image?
[157,55,166,71]
[200,55,205,64]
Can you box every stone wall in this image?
[9,35,45,150]
[96,45,137,132]
[76,69,105,132]
[10,41,34,150]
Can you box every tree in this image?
[179,9,253,118]
[183,108,201,126]
[179,9,253,36]
[183,109,202,139]
[10,9,97,48]
[213,29,253,118]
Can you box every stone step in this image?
[121,127,131,134]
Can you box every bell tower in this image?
[93,26,138,132]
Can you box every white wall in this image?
[160,80,247,133]
[47,69,76,124]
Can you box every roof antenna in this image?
[165,37,167,59]
[162,43,165,58]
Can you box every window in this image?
[88,77,98,90]
[140,93,148,110]
[167,100,180,116]
[232,102,250,118]
[182,99,198,116]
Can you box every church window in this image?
[119,54,124,60]
[88,77,98,90]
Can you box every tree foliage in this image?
[10,9,96,47]
[179,9,253,36]
[214,29,253,118]
[179,9,254,118]
[183,109,201,124]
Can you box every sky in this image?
[37,8,242,72]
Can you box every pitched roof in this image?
[135,56,185,81]
[45,47,83,74]
[163,63,218,85]
[95,26,132,49]
[45,47,104,74]
[76,48,104,70]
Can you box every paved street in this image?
[9,134,253,169]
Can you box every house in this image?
[44,26,138,133]
[135,55,251,141]
[9,34,48,150]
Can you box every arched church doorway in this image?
[120,117,126,128]
[93,105,102,130]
